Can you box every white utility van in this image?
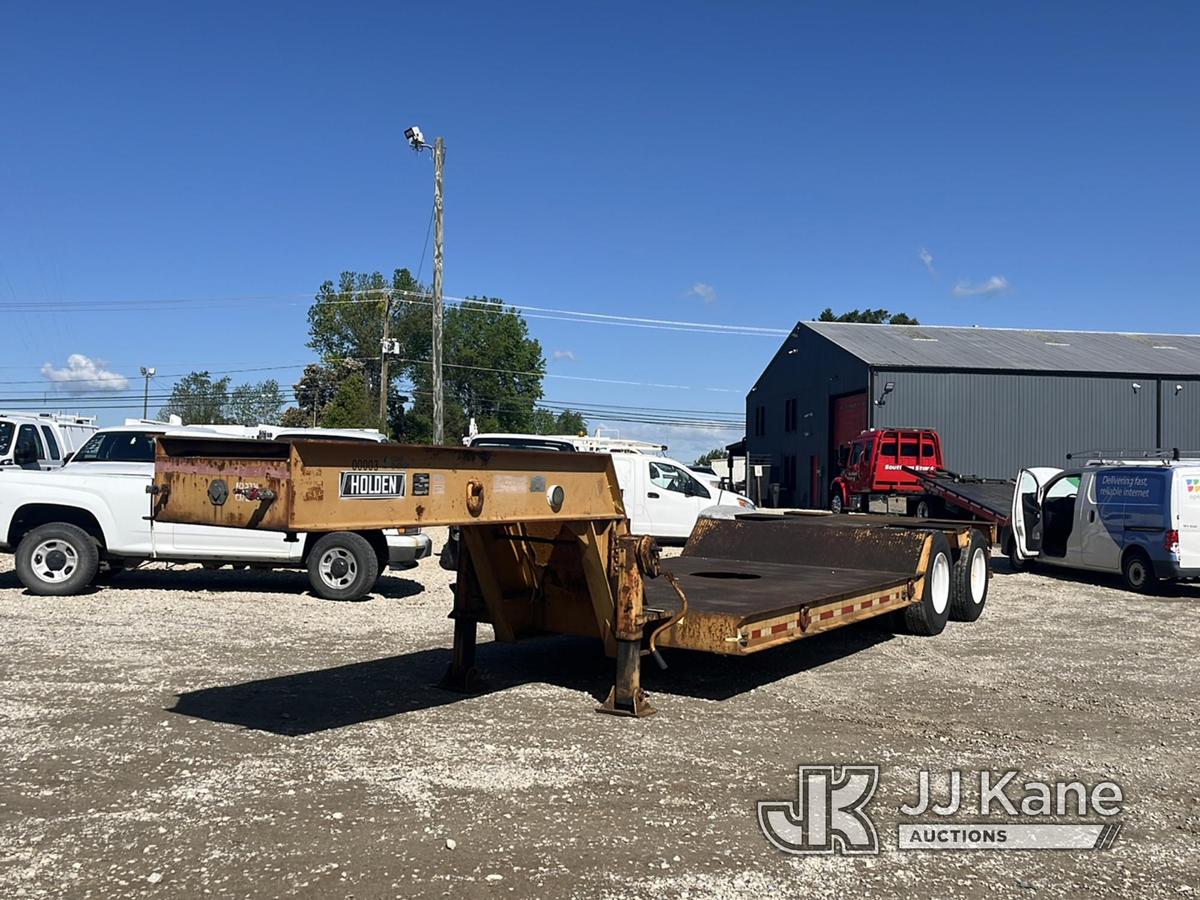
[465,433,754,540]
[1010,459,1200,592]
[0,412,98,470]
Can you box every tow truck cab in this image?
[830,428,943,514]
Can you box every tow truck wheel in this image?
[15,523,100,596]
[950,529,989,622]
[829,491,845,514]
[903,531,952,636]
[307,532,379,601]
[914,498,933,519]
[1121,549,1156,594]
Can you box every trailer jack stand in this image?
[440,617,484,693]
[596,640,657,718]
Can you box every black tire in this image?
[306,532,379,601]
[912,497,939,519]
[1121,549,1156,594]
[903,531,952,636]
[950,529,989,622]
[15,523,100,596]
[1004,535,1030,572]
[830,490,845,514]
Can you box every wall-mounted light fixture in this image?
[1176,384,1184,396]
[1131,382,1142,394]
[875,381,896,406]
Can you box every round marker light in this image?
[546,484,564,512]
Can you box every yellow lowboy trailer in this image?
[152,436,992,718]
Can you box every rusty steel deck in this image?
[150,437,975,717]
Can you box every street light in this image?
[139,366,156,418]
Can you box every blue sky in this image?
[2,2,1198,461]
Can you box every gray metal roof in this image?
[803,321,1200,376]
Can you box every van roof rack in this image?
[1065,448,1200,466]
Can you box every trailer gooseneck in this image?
[152,436,992,718]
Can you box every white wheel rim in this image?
[30,539,79,584]
[318,548,357,589]
[969,547,987,603]
[930,553,950,614]
[832,496,842,512]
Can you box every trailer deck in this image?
[150,437,989,717]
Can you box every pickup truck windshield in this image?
[0,421,13,455]
[73,431,158,463]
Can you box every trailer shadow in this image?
[0,567,425,601]
[169,624,896,736]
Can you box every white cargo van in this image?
[0,412,98,470]
[1010,460,1200,592]
[465,433,754,540]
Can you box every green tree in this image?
[693,448,729,467]
[278,406,311,429]
[817,308,919,325]
[320,373,376,429]
[159,372,232,424]
[532,408,588,435]
[226,379,285,426]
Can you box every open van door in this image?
[1010,467,1062,559]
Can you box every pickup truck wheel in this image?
[16,523,100,596]
[903,532,952,636]
[1121,549,1156,594]
[307,532,378,601]
[950,529,989,622]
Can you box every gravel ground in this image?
[1,527,1198,899]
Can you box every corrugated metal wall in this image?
[744,329,869,506]
[1161,378,1200,451]
[872,370,1160,477]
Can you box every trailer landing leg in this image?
[597,639,656,718]
[440,616,483,692]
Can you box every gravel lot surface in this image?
[1,527,1197,899]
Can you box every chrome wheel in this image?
[317,547,358,590]
[30,539,79,584]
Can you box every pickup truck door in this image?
[645,460,712,539]
[1010,466,1063,559]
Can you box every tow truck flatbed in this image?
[903,467,1015,527]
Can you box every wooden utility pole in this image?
[432,136,445,445]
[379,292,391,432]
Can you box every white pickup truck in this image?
[0,424,431,600]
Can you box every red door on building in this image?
[831,392,868,450]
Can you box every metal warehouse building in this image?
[744,321,1200,508]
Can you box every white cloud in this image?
[687,282,717,304]
[918,247,935,277]
[552,350,577,362]
[952,275,1010,298]
[40,354,130,392]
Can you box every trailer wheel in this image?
[903,531,952,636]
[307,532,379,601]
[1121,549,1156,594]
[950,529,989,622]
[15,523,100,596]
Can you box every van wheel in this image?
[16,523,100,596]
[1121,549,1156,594]
[903,532,952,636]
[307,532,378,601]
[950,530,989,622]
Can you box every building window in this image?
[754,405,766,436]
[784,397,797,433]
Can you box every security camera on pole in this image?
[405,125,446,444]
[139,367,156,418]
